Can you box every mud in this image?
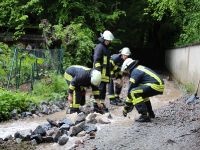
[0,140,35,150]
[1,78,198,150]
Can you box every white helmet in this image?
[120,47,131,56]
[91,69,101,86]
[101,30,114,41]
[121,58,135,72]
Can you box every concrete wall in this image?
[165,45,200,92]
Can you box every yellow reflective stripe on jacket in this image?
[95,63,101,68]
[110,59,115,66]
[130,78,135,83]
[69,84,75,90]
[137,65,163,85]
[92,91,100,95]
[64,72,73,81]
[113,65,118,71]
[130,89,144,105]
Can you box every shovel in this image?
[186,80,200,104]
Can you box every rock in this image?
[84,124,97,133]
[59,124,70,131]
[47,118,59,127]
[0,138,3,144]
[96,115,111,124]
[41,123,52,131]
[58,118,74,127]
[58,134,69,145]
[69,121,85,136]
[86,113,97,124]
[33,125,46,136]
[75,112,86,124]
[51,104,62,113]
[14,130,32,141]
[79,105,93,114]
[52,130,63,142]
[15,138,22,144]
[77,131,86,137]
[40,104,50,114]
[4,135,12,141]
[31,139,37,145]
[21,112,32,118]
[42,136,54,143]
[32,114,39,118]
[11,109,18,120]
[46,128,56,136]
[30,134,42,143]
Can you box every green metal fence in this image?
[6,48,64,90]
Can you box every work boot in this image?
[101,103,109,113]
[149,111,155,118]
[135,114,151,122]
[69,108,80,114]
[110,98,124,106]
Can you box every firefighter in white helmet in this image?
[64,65,102,114]
[121,58,164,122]
[93,30,114,113]
[108,47,131,105]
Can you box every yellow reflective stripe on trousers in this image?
[101,56,109,82]
[137,66,163,85]
[70,91,80,108]
[64,72,73,81]
[144,98,150,102]
[108,95,116,99]
[144,83,164,92]
[125,96,132,103]
[92,91,100,95]
[130,89,144,105]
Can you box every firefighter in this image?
[64,65,102,114]
[121,58,164,122]
[93,30,114,112]
[108,47,131,105]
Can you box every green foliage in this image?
[0,88,30,120]
[40,21,95,67]
[32,73,68,102]
[0,0,43,39]
[145,0,200,47]
[0,43,12,86]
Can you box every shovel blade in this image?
[186,95,198,104]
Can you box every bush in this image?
[32,73,68,103]
[0,88,30,120]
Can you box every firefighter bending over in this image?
[64,65,102,114]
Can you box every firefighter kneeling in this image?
[121,58,164,122]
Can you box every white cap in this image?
[120,47,131,56]
[91,70,101,86]
[101,30,114,41]
[121,58,135,72]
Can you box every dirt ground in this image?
[1,77,200,150]
[77,78,200,150]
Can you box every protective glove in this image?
[123,108,128,117]
[122,102,134,117]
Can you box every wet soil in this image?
[2,78,200,150]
